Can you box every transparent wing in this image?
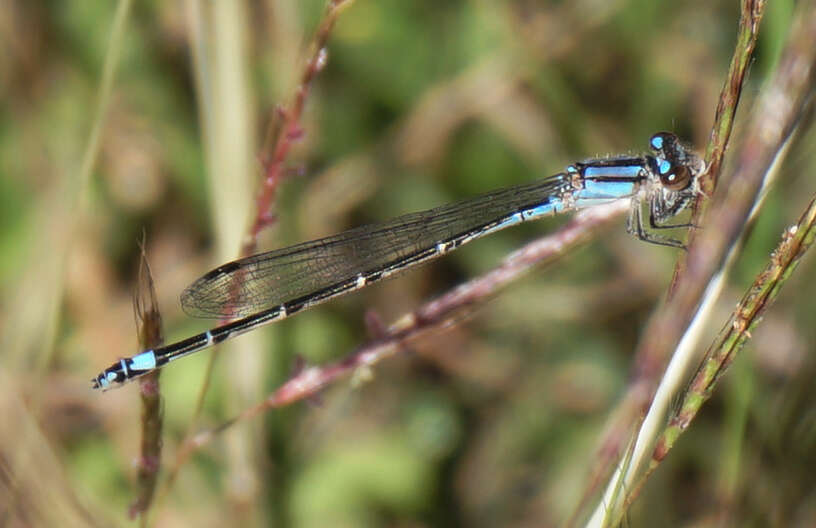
[181,175,569,318]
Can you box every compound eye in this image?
[650,132,677,154]
[659,163,691,191]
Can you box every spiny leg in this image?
[626,197,686,249]
[649,194,695,230]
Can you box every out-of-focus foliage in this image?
[1,1,814,526]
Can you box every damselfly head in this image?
[649,131,704,192]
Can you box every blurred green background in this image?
[2,0,815,526]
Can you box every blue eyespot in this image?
[658,159,672,175]
[650,135,664,151]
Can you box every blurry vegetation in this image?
[0,0,814,527]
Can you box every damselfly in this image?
[92,132,704,390]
